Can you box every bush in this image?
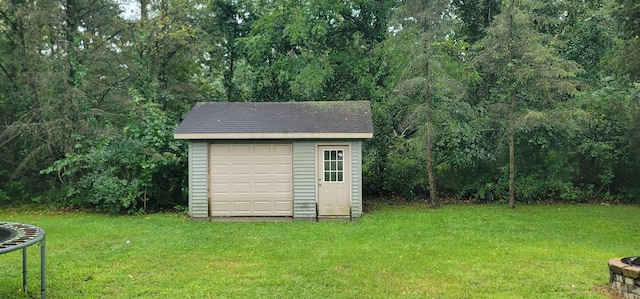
[383,137,428,199]
[41,99,187,214]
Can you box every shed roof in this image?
[174,101,373,140]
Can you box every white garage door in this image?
[210,144,293,216]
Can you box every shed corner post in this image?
[350,140,364,220]
[188,141,210,219]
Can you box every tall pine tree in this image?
[473,0,582,208]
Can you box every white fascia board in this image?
[174,132,373,140]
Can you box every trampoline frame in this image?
[0,222,46,299]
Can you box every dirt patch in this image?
[594,284,626,299]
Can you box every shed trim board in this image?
[174,132,373,140]
[351,140,363,218]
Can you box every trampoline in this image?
[0,222,46,299]
[622,256,640,266]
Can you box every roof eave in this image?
[173,132,373,140]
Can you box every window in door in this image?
[323,149,344,182]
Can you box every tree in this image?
[41,91,184,213]
[452,0,501,43]
[531,0,615,85]
[32,0,205,211]
[0,0,129,199]
[609,0,640,81]
[473,0,582,208]
[205,0,255,102]
[126,0,206,115]
[241,0,394,102]
[391,0,456,206]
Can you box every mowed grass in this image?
[0,203,638,298]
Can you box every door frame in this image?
[316,143,352,216]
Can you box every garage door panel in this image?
[210,144,293,216]
[212,145,230,156]
[253,145,271,156]
[211,182,230,193]
[274,164,292,174]
[274,182,292,193]
[211,201,231,211]
[231,183,251,194]
[253,201,272,211]
[253,183,272,194]
[211,164,230,175]
[211,200,292,216]
[273,201,292,211]
[231,164,249,175]
[274,145,291,155]
[233,145,251,156]
[253,164,271,175]
[232,201,251,212]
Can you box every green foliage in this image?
[0,181,34,204]
[362,99,395,196]
[606,38,640,83]
[241,0,394,101]
[571,80,640,201]
[0,189,8,203]
[41,94,186,214]
[206,0,255,101]
[452,0,501,43]
[474,0,583,99]
[611,0,640,37]
[0,0,131,203]
[472,0,583,207]
[75,137,147,213]
[606,0,640,82]
[1,0,640,209]
[383,137,428,198]
[537,0,615,84]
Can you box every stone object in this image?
[609,258,640,299]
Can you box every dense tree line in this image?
[0,0,638,212]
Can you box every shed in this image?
[174,101,374,220]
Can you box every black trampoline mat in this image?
[0,227,16,243]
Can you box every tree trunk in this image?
[424,58,438,207]
[140,0,148,22]
[508,88,516,209]
[507,0,516,209]
[65,0,79,87]
[420,6,438,207]
[426,110,438,207]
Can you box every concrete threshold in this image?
[208,216,294,222]
[317,216,352,222]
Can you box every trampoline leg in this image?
[40,237,46,299]
[22,247,27,294]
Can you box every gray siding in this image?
[189,141,209,218]
[293,141,317,219]
[186,139,365,220]
[351,140,363,218]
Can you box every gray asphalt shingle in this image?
[174,101,373,137]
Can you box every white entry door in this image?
[317,145,351,216]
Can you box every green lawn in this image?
[0,203,638,298]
